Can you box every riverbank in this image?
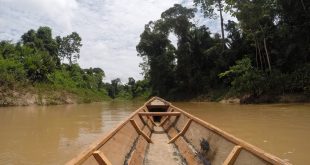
[1,85,309,106]
[189,91,310,104]
[0,84,111,106]
[219,93,310,104]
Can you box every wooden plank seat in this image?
[138,112,181,116]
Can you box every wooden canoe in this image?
[66,97,290,165]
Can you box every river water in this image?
[0,101,309,164]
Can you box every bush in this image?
[24,51,56,82]
[288,64,310,94]
[0,59,26,85]
[47,69,76,88]
[219,57,264,95]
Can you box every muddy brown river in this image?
[0,101,309,164]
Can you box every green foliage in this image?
[116,90,133,100]
[0,26,117,103]
[47,69,76,88]
[286,65,310,94]
[0,41,17,59]
[220,59,310,96]
[219,58,264,95]
[24,51,57,82]
[137,2,310,100]
[57,32,82,65]
[47,64,107,92]
[219,58,252,78]
[22,27,60,65]
[132,79,150,98]
[137,4,228,98]
[2,0,309,103]
[103,77,151,100]
[109,78,121,98]
[194,0,227,49]
[136,17,177,97]
[0,59,25,85]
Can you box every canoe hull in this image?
[66,97,289,165]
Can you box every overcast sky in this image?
[0,0,232,82]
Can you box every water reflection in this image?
[0,101,141,165]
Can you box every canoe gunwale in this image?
[169,104,290,165]
[65,105,146,165]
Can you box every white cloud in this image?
[0,0,77,33]
[0,0,231,82]
[74,0,182,82]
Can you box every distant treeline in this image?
[137,1,310,101]
[0,27,149,101]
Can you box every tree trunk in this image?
[261,45,267,70]
[300,0,306,12]
[68,57,72,66]
[218,0,225,50]
[258,23,271,71]
[256,39,264,70]
[254,39,259,68]
[263,37,272,71]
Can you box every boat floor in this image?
[144,126,184,165]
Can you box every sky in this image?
[0,0,233,82]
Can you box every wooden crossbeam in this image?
[158,109,174,126]
[223,145,242,165]
[158,116,169,127]
[130,119,153,143]
[92,150,112,165]
[138,115,153,130]
[138,112,181,116]
[142,109,157,126]
[168,119,192,144]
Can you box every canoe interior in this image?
[66,97,289,165]
[147,106,168,122]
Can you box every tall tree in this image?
[128,77,136,96]
[137,2,310,99]
[21,26,60,65]
[137,4,223,97]
[110,78,121,98]
[161,4,197,94]
[57,32,82,65]
[228,0,277,72]
[194,0,227,50]
[128,77,135,87]
[137,21,176,97]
